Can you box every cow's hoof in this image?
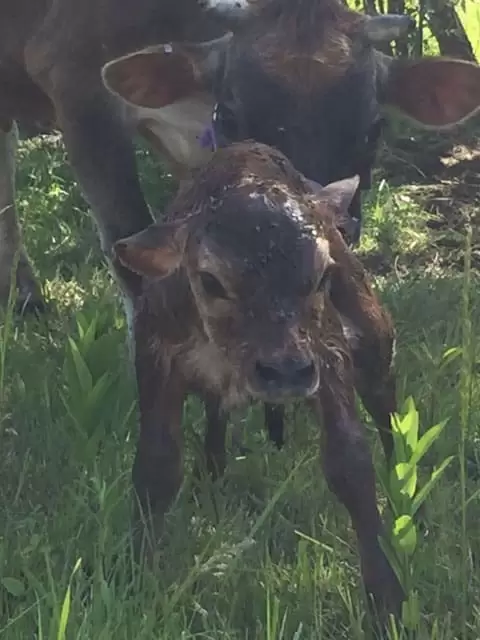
[14,293,47,317]
[0,258,46,317]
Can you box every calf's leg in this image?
[328,238,397,464]
[352,340,396,464]
[312,338,403,620]
[132,314,186,556]
[264,403,285,449]
[0,120,43,312]
[194,393,227,482]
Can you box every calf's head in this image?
[102,0,480,242]
[114,143,358,403]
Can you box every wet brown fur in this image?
[122,141,402,619]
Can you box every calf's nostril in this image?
[255,361,284,384]
[255,358,316,388]
[295,361,315,385]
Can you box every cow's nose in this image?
[254,356,316,393]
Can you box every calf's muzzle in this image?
[251,353,318,400]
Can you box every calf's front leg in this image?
[133,314,186,556]
[312,338,403,620]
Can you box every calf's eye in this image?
[199,271,229,300]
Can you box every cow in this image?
[113,139,403,619]
[2,0,480,317]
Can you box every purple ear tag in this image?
[199,103,219,151]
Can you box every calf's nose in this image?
[254,355,316,394]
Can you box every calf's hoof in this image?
[364,554,405,634]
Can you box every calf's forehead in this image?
[197,189,323,292]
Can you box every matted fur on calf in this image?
[115,140,403,623]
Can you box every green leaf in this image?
[393,515,417,557]
[466,487,480,508]
[67,338,93,394]
[395,397,419,451]
[57,584,72,640]
[82,315,99,353]
[1,577,25,597]
[57,558,82,640]
[392,427,408,464]
[441,347,462,368]
[409,420,448,468]
[85,372,114,413]
[412,456,454,515]
[401,590,420,631]
[393,462,417,499]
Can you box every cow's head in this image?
[113,142,357,402]
[102,0,480,242]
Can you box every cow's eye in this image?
[199,271,229,299]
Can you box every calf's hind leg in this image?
[328,236,397,464]
[264,403,285,449]
[192,393,228,483]
[0,120,44,313]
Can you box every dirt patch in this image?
[362,123,480,277]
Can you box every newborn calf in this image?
[114,141,401,616]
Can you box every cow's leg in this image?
[132,313,186,555]
[264,403,285,449]
[0,120,44,313]
[46,71,155,295]
[312,338,403,620]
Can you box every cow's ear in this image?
[101,34,231,109]
[381,57,480,129]
[113,221,188,279]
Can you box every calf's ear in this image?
[101,34,231,110]
[113,222,188,279]
[309,176,360,244]
[381,57,480,129]
[309,175,359,218]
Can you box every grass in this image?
[2,117,480,639]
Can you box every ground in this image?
[1,114,480,639]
